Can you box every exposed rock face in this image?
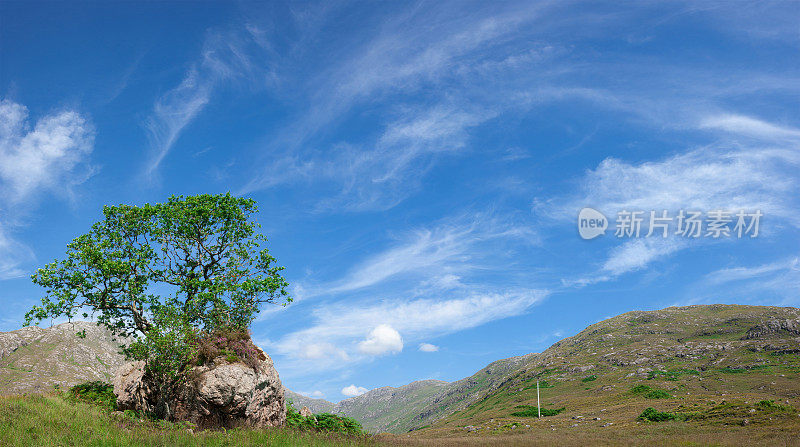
[744,319,800,339]
[112,361,156,414]
[299,406,313,417]
[113,347,286,428]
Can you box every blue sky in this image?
[1,1,799,401]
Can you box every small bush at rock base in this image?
[68,381,116,410]
[286,405,364,435]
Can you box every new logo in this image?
[578,207,607,240]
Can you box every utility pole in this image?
[537,380,541,419]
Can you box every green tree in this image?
[25,194,290,383]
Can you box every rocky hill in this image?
[0,321,125,394]
[413,304,800,438]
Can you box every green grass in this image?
[0,394,376,447]
[581,375,597,383]
[521,379,553,390]
[717,365,769,374]
[630,385,671,399]
[509,405,565,417]
[647,369,700,381]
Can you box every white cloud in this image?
[341,384,368,397]
[0,99,94,202]
[0,99,95,279]
[240,3,552,210]
[298,342,349,361]
[418,343,439,352]
[602,238,687,276]
[358,324,403,356]
[705,257,799,286]
[567,146,798,221]
[269,288,547,374]
[679,256,800,307]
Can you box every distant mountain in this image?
[334,379,450,433]
[285,389,336,414]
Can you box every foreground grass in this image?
[0,394,376,447]
[379,423,800,447]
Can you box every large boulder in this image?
[113,346,285,428]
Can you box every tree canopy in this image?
[25,194,290,375]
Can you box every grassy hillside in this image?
[401,354,537,432]
[335,380,450,433]
[405,304,800,444]
[0,394,376,447]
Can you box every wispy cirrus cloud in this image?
[240,2,556,210]
[675,256,800,307]
[242,103,498,211]
[418,343,439,352]
[700,114,800,141]
[144,27,274,175]
[295,212,538,300]
[550,114,800,284]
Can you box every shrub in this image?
[638,407,681,422]
[646,389,670,399]
[757,400,794,411]
[510,405,565,417]
[68,381,116,410]
[315,413,363,435]
[630,385,670,399]
[581,375,597,382]
[286,404,364,435]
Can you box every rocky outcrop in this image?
[299,406,313,417]
[113,347,286,428]
[744,319,800,339]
